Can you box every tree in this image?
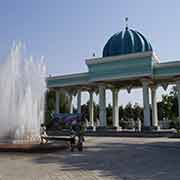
[161,88,178,120]
[119,105,124,120]
[106,104,112,127]
[159,87,179,129]
[45,91,55,127]
[133,103,143,121]
[83,100,98,123]
[123,103,134,121]
[44,91,69,127]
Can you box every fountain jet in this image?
[0,42,47,144]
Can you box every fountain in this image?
[0,42,46,149]
[0,42,46,144]
[0,42,67,152]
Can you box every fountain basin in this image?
[0,142,68,153]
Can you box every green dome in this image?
[103,28,152,57]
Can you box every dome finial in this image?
[125,17,128,30]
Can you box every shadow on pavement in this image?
[32,138,180,180]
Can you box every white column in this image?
[142,81,151,128]
[176,81,180,117]
[151,86,158,128]
[89,91,94,127]
[99,85,107,127]
[68,93,73,113]
[112,88,119,128]
[77,90,81,113]
[55,90,60,113]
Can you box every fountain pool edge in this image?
[0,141,69,153]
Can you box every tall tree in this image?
[106,104,112,127]
[133,103,143,121]
[161,89,178,120]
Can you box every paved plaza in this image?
[0,137,180,180]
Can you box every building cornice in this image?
[46,72,88,80]
[89,73,152,82]
[47,81,90,88]
[154,60,180,68]
[86,51,154,65]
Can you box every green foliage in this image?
[159,87,178,127]
[105,102,143,128]
[119,103,143,129]
[44,91,70,127]
[133,103,143,121]
[85,100,99,123]
[169,117,180,132]
[123,103,133,121]
[44,91,55,127]
[107,104,112,127]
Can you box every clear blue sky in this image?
[0,0,179,106]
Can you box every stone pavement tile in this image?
[0,137,180,180]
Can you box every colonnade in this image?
[54,80,180,131]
